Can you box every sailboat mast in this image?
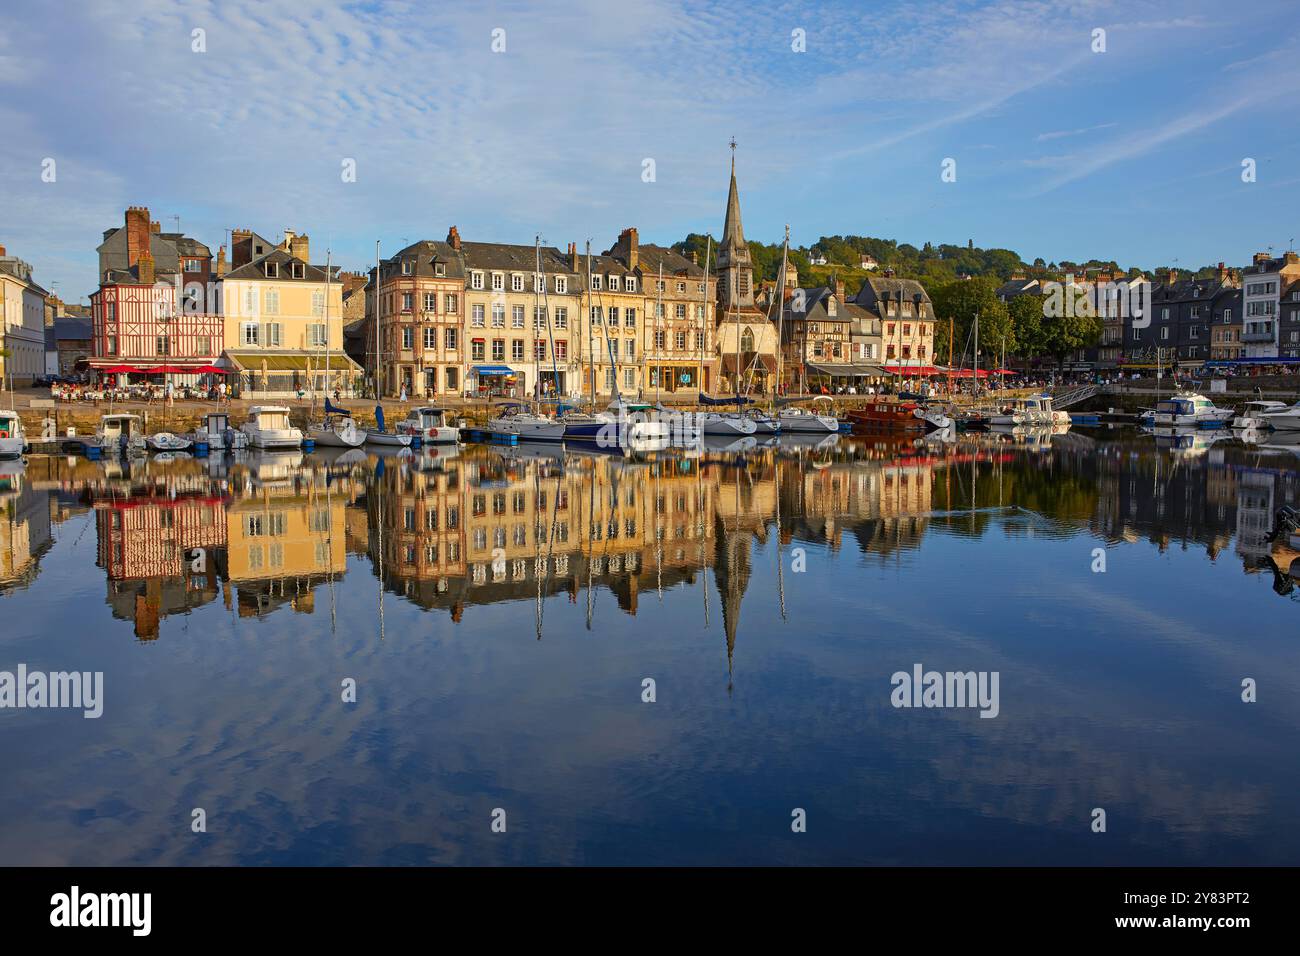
[324,247,331,399]
[374,240,382,399]
[973,311,980,399]
[775,225,789,403]
[655,262,663,406]
[698,234,711,397]
[534,236,542,404]
[586,240,594,408]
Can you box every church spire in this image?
[716,139,753,309]
[720,137,746,256]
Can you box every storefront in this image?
[648,364,705,393]
[225,351,362,398]
[470,364,519,399]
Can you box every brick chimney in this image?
[0,245,6,257]
[446,226,461,251]
[833,274,845,301]
[150,220,161,234]
[216,245,228,277]
[125,206,152,268]
[1284,251,1299,266]
[1165,269,1177,286]
[569,242,578,273]
[689,250,698,266]
[1253,251,1271,266]
[612,227,639,269]
[138,250,156,285]
[289,232,309,263]
[1216,261,1227,280]
[231,229,253,268]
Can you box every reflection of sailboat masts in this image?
[774,455,786,621]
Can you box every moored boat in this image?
[397,406,460,444]
[193,412,248,451]
[1150,391,1234,428]
[0,410,26,459]
[1260,400,1300,432]
[777,397,839,434]
[240,406,304,449]
[98,413,146,457]
[145,431,193,452]
[365,404,412,447]
[1231,400,1287,430]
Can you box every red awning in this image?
[192,365,231,374]
[139,365,188,374]
[99,364,143,374]
[883,365,941,376]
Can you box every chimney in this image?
[138,250,155,285]
[833,274,845,301]
[446,225,461,251]
[1216,261,1227,280]
[614,227,638,269]
[150,220,161,234]
[125,206,151,268]
[1165,269,1177,286]
[690,251,698,266]
[569,242,578,273]
[1253,251,1271,266]
[231,228,253,268]
[290,232,309,263]
[1284,251,1299,265]
[216,245,228,277]
[0,245,6,257]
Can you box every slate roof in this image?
[53,317,92,341]
[459,241,577,276]
[852,277,935,320]
[222,246,333,282]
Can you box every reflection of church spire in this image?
[712,512,753,689]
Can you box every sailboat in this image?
[308,249,368,448]
[364,242,413,447]
[490,237,568,443]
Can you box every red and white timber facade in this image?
[90,281,222,378]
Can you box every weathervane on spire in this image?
[729,136,736,171]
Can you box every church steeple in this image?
[716,139,754,310]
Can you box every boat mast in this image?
[324,247,331,403]
[586,240,594,409]
[655,262,663,406]
[775,225,789,407]
[374,240,382,399]
[698,235,712,397]
[973,311,980,400]
[534,236,542,407]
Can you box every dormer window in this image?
[491,273,504,291]
[511,274,523,292]
[609,275,620,291]
[402,260,413,275]
[625,276,637,292]
[290,262,305,279]
[471,271,484,290]
[591,274,602,290]
[264,261,279,278]
[435,262,446,277]
[555,276,567,294]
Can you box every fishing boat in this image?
[397,406,460,444]
[1259,400,1300,432]
[193,411,248,451]
[240,406,304,449]
[0,410,25,459]
[1231,400,1287,430]
[97,413,146,456]
[145,431,193,452]
[491,403,567,442]
[848,399,928,433]
[1149,391,1234,428]
[778,397,840,434]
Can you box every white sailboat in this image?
[778,396,840,434]
[308,249,370,449]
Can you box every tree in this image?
[1040,287,1103,367]
[931,276,1009,364]
[1007,293,1046,359]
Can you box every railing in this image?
[1050,383,1099,408]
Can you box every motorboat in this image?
[145,431,193,452]
[777,397,839,434]
[240,406,304,449]
[98,413,146,457]
[1260,401,1300,432]
[490,403,567,442]
[365,404,412,447]
[849,399,951,433]
[987,395,1069,427]
[1231,400,1288,430]
[1149,391,1234,428]
[397,406,460,444]
[193,412,248,451]
[0,410,25,459]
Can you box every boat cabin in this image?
[101,414,143,440]
[248,406,292,431]
[0,412,20,437]
[203,412,230,434]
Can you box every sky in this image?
[2,0,1299,303]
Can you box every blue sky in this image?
[2,0,1299,302]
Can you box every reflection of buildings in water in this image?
[224,479,349,618]
[0,467,53,591]
[94,487,227,640]
[366,448,718,624]
[1236,471,1277,566]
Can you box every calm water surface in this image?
[1,428,1298,865]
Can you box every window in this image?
[655,330,665,350]
[740,327,754,352]
[556,276,567,294]
[591,274,602,290]
[676,331,686,350]
[624,308,635,327]
[264,290,279,314]
[491,273,504,291]
[512,305,525,328]
[695,332,703,350]
[608,307,619,325]
[512,339,524,361]
[533,306,546,327]
[471,340,485,361]
[554,340,567,360]
[424,327,437,349]
[401,260,413,275]
[435,262,446,277]
[184,258,202,272]
[445,293,458,313]
[242,322,260,346]
[511,274,523,292]
[445,367,458,390]
[609,275,620,291]
[264,261,279,278]
[156,335,171,355]
[605,368,615,388]
[445,328,457,350]
[624,368,635,388]
[554,307,567,329]
[626,276,636,292]
[492,303,505,327]
[675,304,686,319]
[535,340,546,361]
[402,327,414,350]
[309,323,327,348]
[591,306,602,324]
[472,304,485,327]
[1222,309,1232,323]
[312,290,325,317]
[402,292,414,311]
[424,292,436,312]
[626,339,635,359]
[492,339,505,361]
[471,272,484,290]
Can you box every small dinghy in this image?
[146,431,193,452]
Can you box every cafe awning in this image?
[806,362,859,377]
[225,352,361,372]
[472,365,516,376]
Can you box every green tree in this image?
[1007,294,1046,359]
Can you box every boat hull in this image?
[0,436,25,459]
[365,432,413,447]
[701,414,757,436]
[242,427,303,449]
